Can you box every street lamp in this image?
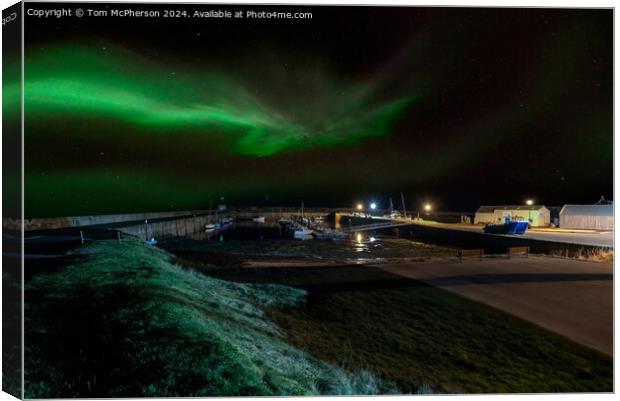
[355,203,364,217]
[525,199,534,225]
[424,203,432,220]
[418,203,432,220]
[370,203,377,210]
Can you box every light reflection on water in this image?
[166,221,447,262]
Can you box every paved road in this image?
[524,230,613,247]
[363,216,614,247]
[419,221,614,248]
[376,257,613,356]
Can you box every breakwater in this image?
[12,207,337,231]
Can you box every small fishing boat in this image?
[278,219,293,227]
[205,200,221,231]
[484,221,528,235]
[220,217,234,225]
[293,227,314,239]
[205,223,221,231]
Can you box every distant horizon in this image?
[20,197,614,220]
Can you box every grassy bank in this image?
[24,237,399,397]
[203,264,613,394]
[551,247,614,263]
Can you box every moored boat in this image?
[293,227,314,239]
[220,217,234,225]
[483,221,528,235]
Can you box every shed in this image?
[474,206,496,225]
[559,205,613,230]
[474,205,551,227]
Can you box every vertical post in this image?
[117,231,122,242]
[401,192,407,218]
[144,220,149,241]
[208,200,213,224]
[80,230,85,244]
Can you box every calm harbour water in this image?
[160,221,452,263]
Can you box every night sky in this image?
[10,3,613,217]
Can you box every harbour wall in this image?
[13,207,335,231]
[12,210,207,231]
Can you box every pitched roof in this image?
[476,205,546,213]
[560,205,614,217]
[495,205,546,211]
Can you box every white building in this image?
[559,205,613,230]
[474,205,551,227]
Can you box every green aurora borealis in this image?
[10,6,613,217]
[9,45,415,157]
[11,38,420,216]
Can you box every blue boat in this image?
[484,221,528,235]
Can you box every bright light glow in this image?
[356,233,363,243]
[424,203,432,212]
[526,199,534,206]
[356,203,363,211]
[370,203,377,210]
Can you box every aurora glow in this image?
[7,44,416,156]
[15,6,613,217]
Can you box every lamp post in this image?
[526,199,534,226]
[369,202,377,218]
[424,203,432,219]
[419,203,432,219]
